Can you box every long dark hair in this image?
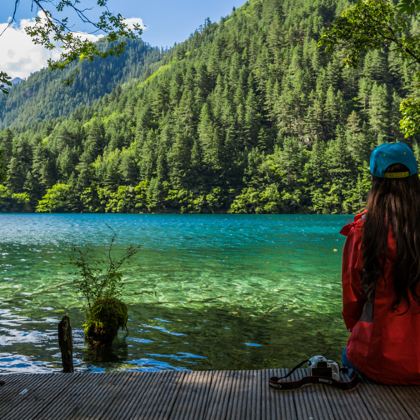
[362,164,420,309]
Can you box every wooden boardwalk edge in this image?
[0,369,419,420]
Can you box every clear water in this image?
[0,214,353,374]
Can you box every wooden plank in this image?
[121,370,185,420]
[36,372,108,420]
[357,379,413,420]
[224,370,250,420]
[323,383,373,420]
[1,369,419,420]
[0,373,53,414]
[110,371,160,420]
[1,373,78,420]
[34,372,93,419]
[189,371,215,420]
[147,371,186,420]
[168,370,213,420]
[295,385,336,420]
[390,386,420,420]
[80,373,131,420]
[264,369,297,420]
[35,372,130,420]
[100,372,151,420]
[292,369,335,420]
[305,370,372,420]
[250,370,262,420]
[120,372,163,419]
[224,370,261,420]
[203,370,237,420]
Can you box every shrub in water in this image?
[72,230,137,345]
[84,297,128,345]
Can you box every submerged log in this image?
[58,315,74,373]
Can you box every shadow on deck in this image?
[0,369,418,419]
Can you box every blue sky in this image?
[0,0,247,47]
[0,0,247,77]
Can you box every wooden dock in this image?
[0,369,419,419]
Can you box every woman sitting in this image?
[341,142,420,384]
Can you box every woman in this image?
[341,142,420,384]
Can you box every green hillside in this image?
[0,0,418,213]
[0,39,162,129]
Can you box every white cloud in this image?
[0,12,103,79]
[0,18,52,79]
[123,17,146,31]
[72,32,104,43]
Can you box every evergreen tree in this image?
[0,0,417,214]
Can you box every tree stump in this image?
[58,315,74,373]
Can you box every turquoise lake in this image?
[0,214,354,373]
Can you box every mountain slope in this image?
[0,0,418,213]
[0,39,162,129]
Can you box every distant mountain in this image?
[0,77,22,93]
[0,39,162,129]
[11,77,24,86]
[0,0,418,214]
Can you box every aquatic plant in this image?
[83,297,128,345]
[72,230,137,344]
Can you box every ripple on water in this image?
[0,214,350,373]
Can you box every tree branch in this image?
[0,0,21,37]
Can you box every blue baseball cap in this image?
[370,142,418,179]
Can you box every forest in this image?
[0,0,419,214]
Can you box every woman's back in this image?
[341,212,420,384]
[341,142,420,384]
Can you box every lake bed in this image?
[0,214,353,373]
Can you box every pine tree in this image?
[7,140,32,192]
[368,83,390,143]
[0,0,417,214]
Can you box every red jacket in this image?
[341,212,420,384]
